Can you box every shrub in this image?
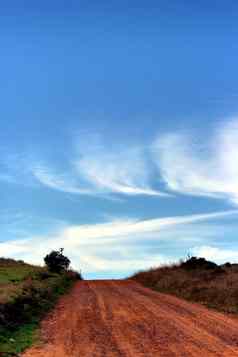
[44,248,70,273]
[180,256,218,270]
[69,270,83,280]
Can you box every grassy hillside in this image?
[0,258,42,305]
[0,257,79,356]
[131,257,238,315]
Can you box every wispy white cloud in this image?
[30,139,169,197]
[2,118,238,204]
[57,210,237,247]
[31,164,93,195]
[152,118,238,205]
[191,245,238,264]
[74,144,167,196]
[1,210,236,276]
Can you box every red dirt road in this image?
[23,280,238,357]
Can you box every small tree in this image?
[44,248,70,273]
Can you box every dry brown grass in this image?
[131,259,238,314]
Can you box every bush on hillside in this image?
[44,248,70,273]
[68,269,83,280]
[180,256,218,271]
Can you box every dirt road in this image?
[23,280,238,357]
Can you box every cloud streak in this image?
[152,118,238,205]
[74,144,168,196]
[1,209,237,276]
[191,245,238,264]
[30,140,169,197]
[32,164,93,195]
[2,118,238,205]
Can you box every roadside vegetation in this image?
[131,256,238,315]
[0,249,82,356]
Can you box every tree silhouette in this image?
[44,248,70,273]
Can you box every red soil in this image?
[22,280,238,356]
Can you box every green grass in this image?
[0,266,37,284]
[0,259,43,305]
[0,321,39,356]
[0,258,79,356]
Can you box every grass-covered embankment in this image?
[131,257,238,315]
[0,258,79,356]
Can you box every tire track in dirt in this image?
[22,280,238,357]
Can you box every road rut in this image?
[22,280,238,356]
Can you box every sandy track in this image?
[22,280,238,357]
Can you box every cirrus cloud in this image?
[0,209,237,277]
[152,118,238,205]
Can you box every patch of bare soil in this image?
[22,280,238,356]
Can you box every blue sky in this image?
[1,1,238,278]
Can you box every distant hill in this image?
[131,256,238,314]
